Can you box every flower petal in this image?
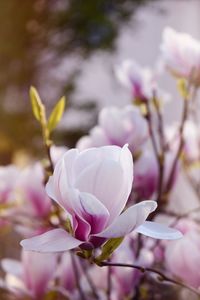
[136,221,183,239]
[46,149,79,213]
[79,192,110,234]
[1,259,22,277]
[20,229,82,252]
[75,158,124,219]
[75,144,133,223]
[96,200,157,238]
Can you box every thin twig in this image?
[107,259,112,300]
[146,101,160,161]
[70,252,86,300]
[165,80,193,195]
[100,261,200,297]
[79,259,99,299]
[46,142,54,175]
[152,91,166,203]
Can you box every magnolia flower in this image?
[0,165,19,204]
[183,120,200,163]
[21,145,182,253]
[15,163,51,218]
[1,250,57,299]
[77,105,148,154]
[161,27,200,85]
[115,60,155,101]
[50,145,68,165]
[134,150,159,199]
[165,219,200,288]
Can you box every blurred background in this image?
[0,0,200,164]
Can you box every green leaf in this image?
[30,86,44,122]
[95,237,124,263]
[47,96,66,132]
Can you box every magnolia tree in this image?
[1,27,200,300]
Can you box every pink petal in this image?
[96,201,157,238]
[20,229,82,252]
[79,192,110,234]
[136,221,183,239]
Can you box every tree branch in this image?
[99,261,200,297]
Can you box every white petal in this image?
[136,221,183,240]
[20,229,82,252]
[1,259,22,277]
[96,200,157,238]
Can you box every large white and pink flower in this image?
[21,145,182,253]
[161,27,200,85]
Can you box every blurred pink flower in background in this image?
[0,165,20,205]
[165,219,200,288]
[115,60,155,101]
[57,252,79,294]
[134,150,159,199]
[161,27,200,85]
[77,105,148,154]
[1,250,57,299]
[183,120,200,163]
[50,145,68,165]
[15,163,51,219]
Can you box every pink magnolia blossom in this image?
[15,163,51,219]
[183,120,200,163]
[77,105,148,154]
[21,145,182,253]
[134,150,159,199]
[115,60,155,101]
[1,250,57,299]
[161,27,200,85]
[50,145,68,165]
[165,219,200,288]
[0,165,20,204]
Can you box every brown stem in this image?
[70,252,86,300]
[152,92,165,203]
[107,259,112,300]
[79,260,99,299]
[146,101,160,161]
[45,142,54,175]
[100,261,200,297]
[165,97,189,194]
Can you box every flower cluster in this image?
[1,27,200,300]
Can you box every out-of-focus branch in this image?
[79,259,99,299]
[152,91,166,203]
[100,261,200,297]
[107,262,112,300]
[164,78,194,196]
[164,97,189,195]
[146,100,160,161]
[70,252,86,300]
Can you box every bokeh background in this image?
[0,0,199,162]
